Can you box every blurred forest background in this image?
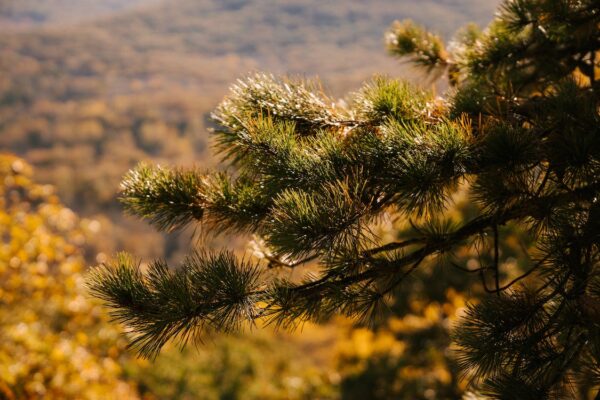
[0,1,501,398]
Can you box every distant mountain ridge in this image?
[1,0,497,29]
[1,0,500,98]
[0,0,159,29]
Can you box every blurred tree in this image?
[0,154,139,399]
[126,331,337,400]
[90,0,600,398]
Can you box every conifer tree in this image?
[89,0,600,397]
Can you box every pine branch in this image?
[385,20,448,73]
[211,73,347,148]
[99,179,599,357]
[351,77,429,124]
[265,178,375,257]
[88,251,262,359]
[120,163,206,232]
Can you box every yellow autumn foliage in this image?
[335,288,468,399]
[0,154,139,399]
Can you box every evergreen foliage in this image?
[90,0,600,397]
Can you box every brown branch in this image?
[493,224,500,297]
[380,255,427,296]
[255,185,599,316]
[362,237,426,257]
[265,254,319,269]
[487,253,551,294]
[449,262,487,274]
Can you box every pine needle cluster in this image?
[89,0,600,397]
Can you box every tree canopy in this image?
[90,0,600,397]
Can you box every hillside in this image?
[0,0,158,29]
[0,0,500,260]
